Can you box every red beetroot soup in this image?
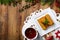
[25,28,36,39]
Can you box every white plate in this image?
[35,9,60,36]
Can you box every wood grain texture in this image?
[0,1,60,40]
[8,5,17,40]
[0,5,8,40]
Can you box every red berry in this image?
[46,36,53,40]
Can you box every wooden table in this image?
[0,1,60,40]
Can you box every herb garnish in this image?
[43,18,49,25]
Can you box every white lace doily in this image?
[22,8,60,40]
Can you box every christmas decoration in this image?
[55,30,60,39]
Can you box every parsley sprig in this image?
[43,18,49,25]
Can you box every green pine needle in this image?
[0,0,22,6]
[41,0,54,5]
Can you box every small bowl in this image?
[24,27,38,40]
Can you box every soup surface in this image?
[25,28,36,39]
